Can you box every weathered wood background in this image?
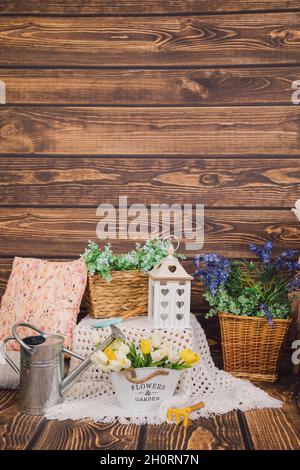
[0,1,300,329]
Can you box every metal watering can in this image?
[1,322,124,415]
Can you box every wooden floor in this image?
[0,376,299,450]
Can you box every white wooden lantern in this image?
[148,244,193,329]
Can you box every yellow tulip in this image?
[104,347,116,361]
[140,338,152,355]
[180,348,200,366]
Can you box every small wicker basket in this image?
[219,312,292,382]
[86,270,148,318]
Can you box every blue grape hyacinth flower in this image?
[193,253,231,297]
[249,241,273,265]
[259,303,273,325]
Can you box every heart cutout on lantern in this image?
[176,301,184,308]
[160,313,168,321]
[161,289,169,296]
[161,301,168,308]
[176,314,184,321]
[176,288,184,296]
[168,265,177,273]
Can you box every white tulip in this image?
[168,350,180,364]
[115,350,127,362]
[163,342,175,355]
[118,343,130,355]
[115,351,131,369]
[91,350,108,366]
[109,360,123,372]
[151,333,162,349]
[121,358,131,370]
[151,348,167,362]
[109,352,131,371]
[96,363,110,373]
[91,351,110,372]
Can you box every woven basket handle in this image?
[124,368,169,384]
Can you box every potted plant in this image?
[193,242,300,382]
[82,238,185,318]
[91,333,199,411]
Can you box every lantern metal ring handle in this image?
[162,234,180,252]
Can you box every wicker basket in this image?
[86,270,148,318]
[219,312,292,382]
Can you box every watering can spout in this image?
[60,324,125,394]
[60,352,92,394]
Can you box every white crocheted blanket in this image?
[45,314,282,424]
[0,350,20,389]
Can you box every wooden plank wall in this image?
[0,1,300,320]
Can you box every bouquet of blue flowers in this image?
[193,242,300,324]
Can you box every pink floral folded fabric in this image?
[0,257,87,350]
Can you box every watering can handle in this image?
[1,336,20,374]
[11,323,86,360]
[12,323,45,354]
